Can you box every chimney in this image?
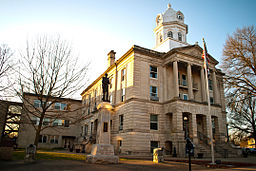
[107,50,116,67]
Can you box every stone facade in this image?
[17,93,82,149]
[80,4,229,157]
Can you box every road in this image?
[1,159,256,171]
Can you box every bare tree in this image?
[17,35,89,147]
[222,26,256,145]
[0,44,14,99]
[222,26,256,96]
[227,92,256,146]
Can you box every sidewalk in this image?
[119,155,256,167]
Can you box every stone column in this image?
[212,70,220,104]
[172,111,186,157]
[191,114,198,144]
[187,63,194,100]
[173,61,179,98]
[172,111,183,133]
[200,67,206,102]
[163,66,167,101]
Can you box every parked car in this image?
[243,148,256,154]
[248,148,256,154]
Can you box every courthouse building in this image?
[81,4,229,157]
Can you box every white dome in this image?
[161,4,184,23]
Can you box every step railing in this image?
[197,131,228,157]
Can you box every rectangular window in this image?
[178,72,180,85]
[55,103,67,110]
[119,115,123,131]
[150,114,158,130]
[39,135,47,143]
[84,125,88,136]
[110,120,113,130]
[110,77,113,89]
[121,88,125,102]
[183,94,188,100]
[50,135,59,144]
[34,100,41,108]
[150,66,157,79]
[53,119,62,126]
[150,141,159,153]
[121,68,126,82]
[54,103,61,110]
[209,80,213,90]
[94,90,97,108]
[61,103,67,110]
[43,118,50,126]
[91,122,93,135]
[150,86,159,101]
[103,122,108,132]
[182,74,187,86]
[32,116,40,125]
[64,120,70,127]
[210,97,214,104]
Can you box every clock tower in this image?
[154,4,189,52]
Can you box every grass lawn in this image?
[13,149,86,161]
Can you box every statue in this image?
[102,73,110,102]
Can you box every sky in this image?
[0,0,255,98]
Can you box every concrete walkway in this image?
[1,158,256,171]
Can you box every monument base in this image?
[86,144,119,164]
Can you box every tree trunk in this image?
[34,128,41,147]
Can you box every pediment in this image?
[164,45,218,65]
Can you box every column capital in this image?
[186,62,193,66]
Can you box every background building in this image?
[17,93,82,149]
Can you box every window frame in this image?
[121,68,126,82]
[150,66,158,79]
[183,94,188,100]
[182,74,187,86]
[178,32,182,41]
[150,86,158,101]
[150,114,158,130]
[119,115,124,131]
[103,122,108,132]
[34,100,41,108]
[167,31,173,38]
[121,88,125,102]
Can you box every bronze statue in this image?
[102,73,110,102]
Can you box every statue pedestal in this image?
[86,144,118,164]
[86,102,119,164]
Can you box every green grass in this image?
[13,149,86,161]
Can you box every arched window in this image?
[167,31,173,38]
[159,34,163,43]
[178,32,182,41]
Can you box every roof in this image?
[23,92,81,102]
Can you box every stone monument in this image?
[86,74,119,164]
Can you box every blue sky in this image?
[0,0,255,89]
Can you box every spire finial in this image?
[168,3,171,8]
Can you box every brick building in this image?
[17,93,82,149]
